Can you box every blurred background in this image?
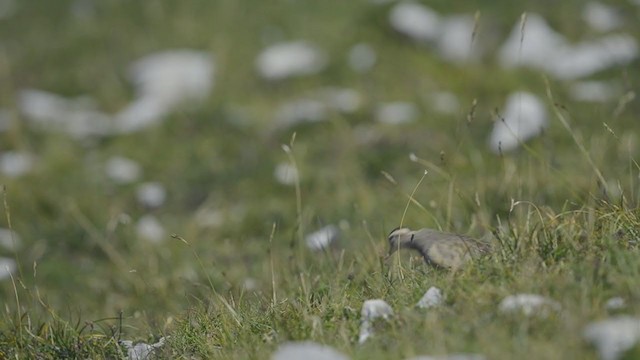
[0,0,638,330]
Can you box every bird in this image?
[386,227,490,269]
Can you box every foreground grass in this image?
[3,200,640,358]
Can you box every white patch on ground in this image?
[605,297,626,311]
[389,3,482,63]
[583,2,622,32]
[271,341,349,360]
[488,92,547,153]
[548,34,638,80]
[389,2,441,42]
[194,208,225,228]
[583,316,640,360]
[499,14,568,71]
[274,162,299,186]
[406,354,486,360]
[115,50,214,133]
[498,293,561,317]
[0,228,21,251]
[359,299,394,344]
[136,215,165,243]
[275,99,328,127]
[19,89,113,139]
[243,277,258,291]
[305,225,339,251]
[0,257,16,281]
[317,87,362,113]
[569,81,619,102]
[429,91,460,115]
[436,15,478,63]
[348,43,377,73]
[274,88,362,128]
[0,151,34,178]
[256,41,327,80]
[105,156,142,184]
[120,337,167,360]
[417,286,444,309]
[375,102,419,125]
[136,182,167,208]
[499,14,637,80]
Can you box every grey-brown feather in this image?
[387,228,490,269]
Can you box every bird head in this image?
[386,227,413,257]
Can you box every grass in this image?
[1,0,640,358]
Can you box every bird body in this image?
[387,227,490,269]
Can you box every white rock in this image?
[256,41,327,80]
[194,208,225,228]
[429,91,460,115]
[127,50,213,106]
[376,102,419,125]
[417,286,444,309]
[389,2,441,43]
[19,89,113,138]
[584,316,640,360]
[274,162,299,186]
[348,43,377,73]
[569,81,619,102]
[359,299,394,344]
[271,341,349,360]
[120,337,166,360]
[0,257,16,281]
[0,152,34,178]
[136,215,165,243]
[437,15,479,63]
[274,88,362,128]
[406,354,486,360]
[498,293,560,317]
[115,50,214,133]
[498,14,638,80]
[488,92,547,153]
[243,277,258,291]
[136,182,167,208]
[0,228,21,251]
[498,14,568,71]
[318,88,362,113]
[605,297,626,310]
[583,2,622,32]
[114,97,168,134]
[275,99,327,127]
[305,225,339,251]
[546,34,638,80]
[361,299,394,321]
[105,156,142,184]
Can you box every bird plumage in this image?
[387,227,490,269]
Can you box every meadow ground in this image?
[0,1,639,359]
